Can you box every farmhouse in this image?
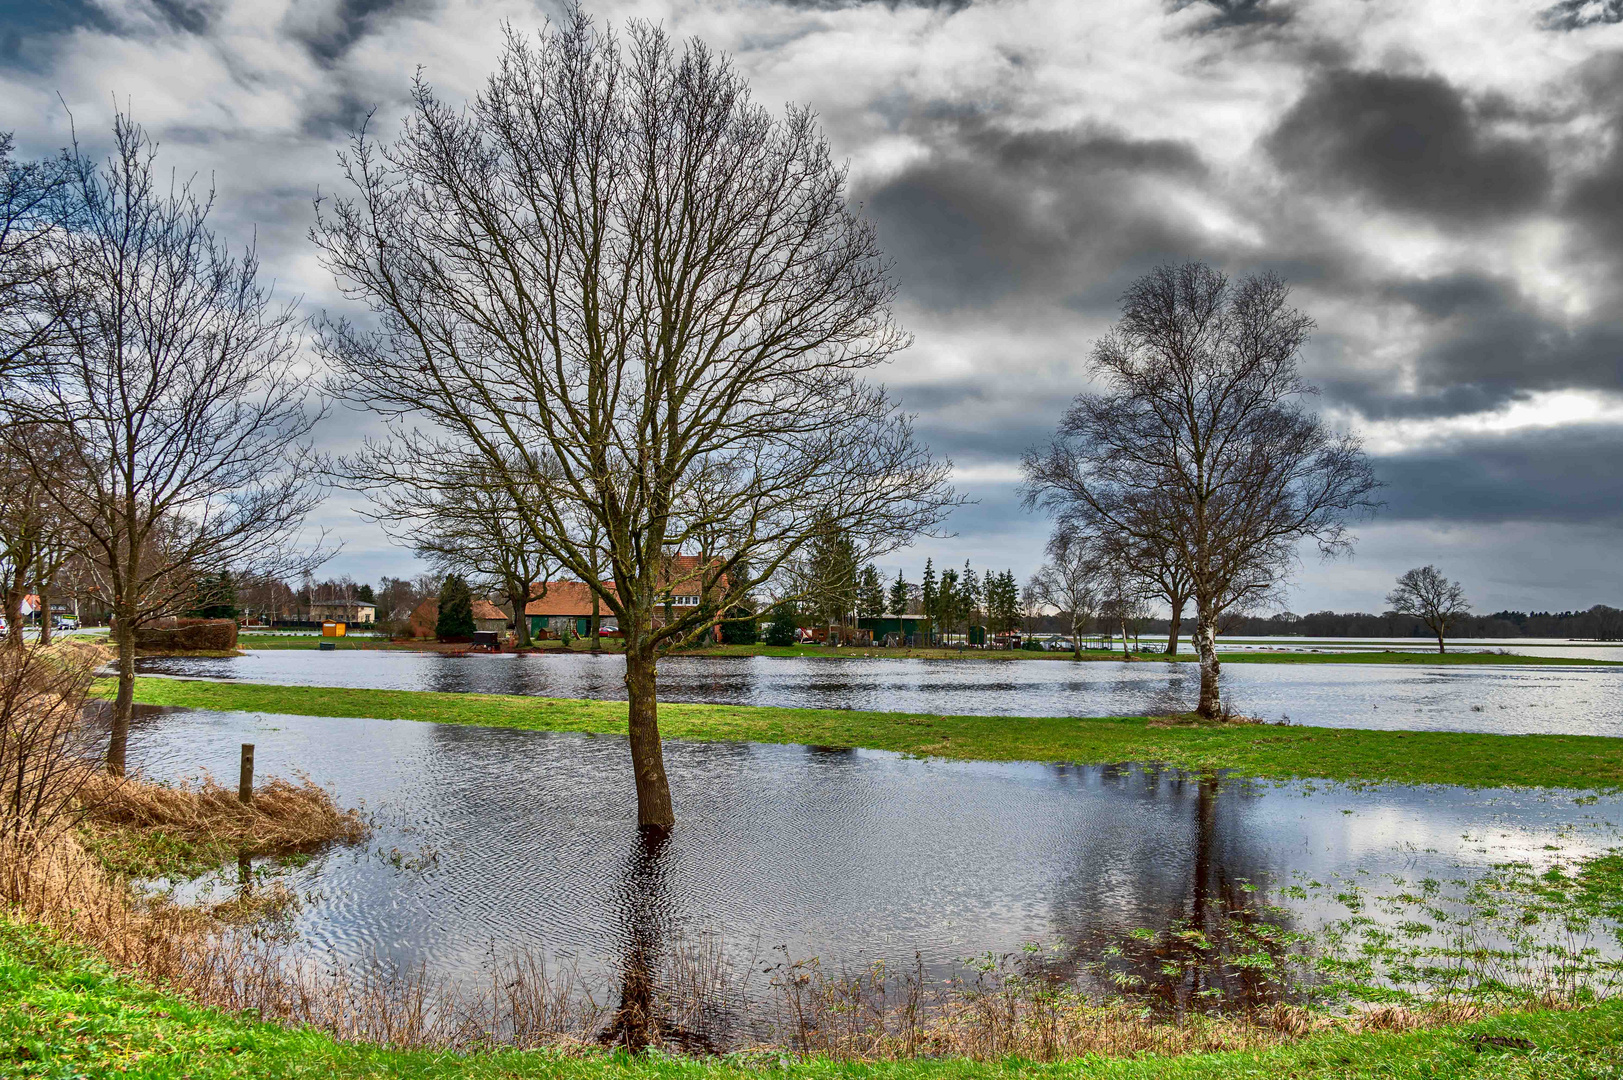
[307,600,376,625]
[524,554,728,640]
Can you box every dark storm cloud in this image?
[1338,274,1623,419]
[767,0,969,10]
[1374,424,1623,523]
[863,119,1212,311]
[1540,0,1623,30]
[1266,68,1552,221]
[903,379,1069,464]
[1,0,112,63]
[285,0,441,65]
[1562,54,1623,268]
[1170,0,1291,31]
[148,0,218,35]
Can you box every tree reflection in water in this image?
[1048,770,1310,1014]
[597,826,728,1053]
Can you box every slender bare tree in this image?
[1386,565,1469,654]
[1096,553,1152,657]
[364,451,559,649]
[1028,532,1098,660]
[1023,263,1379,718]
[1095,529,1190,655]
[0,132,73,382]
[4,114,328,775]
[314,13,956,828]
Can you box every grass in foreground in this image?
[3,919,1621,1080]
[109,677,1623,790]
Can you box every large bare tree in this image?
[4,115,327,774]
[1386,565,1469,654]
[1023,263,1379,718]
[314,13,956,829]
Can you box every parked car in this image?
[54,616,79,630]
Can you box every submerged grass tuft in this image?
[75,770,371,880]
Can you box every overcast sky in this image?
[5,0,1622,615]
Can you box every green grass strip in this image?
[3,918,1621,1079]
[114,677,1623,790]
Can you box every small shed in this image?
[470,599,509,633]
[856,614,928,644]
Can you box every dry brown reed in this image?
[0,640,104,844]
[77,769,369,861]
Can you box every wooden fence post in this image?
[238,743,254,804]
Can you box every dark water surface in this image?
[129,708,1622,1007]
[138,650,1623,736]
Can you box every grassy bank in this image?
[3,919,1620,1080]
[237,633,406,651]
[112,677,1623,789]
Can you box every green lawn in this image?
[236,633,402,651]
[110,677,1623,790]
[3,919,1620,1080]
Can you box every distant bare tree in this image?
[1095,529,1190,655]
[3,114,328,775]
[314,13,956,829]
[1386,565,1470,654]
[1028,532,1098,660]
[0,132,73,381]
[365,451,559,649]
[1096,554,1152,657]
[1023,263,1379,718]
[1019,580,1043,636]
[1589,605,1623,642]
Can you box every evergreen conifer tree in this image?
[436,574,476,640]
[763,599,800,646]
[888,570,910,617]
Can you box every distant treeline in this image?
[1161,606,1623,641]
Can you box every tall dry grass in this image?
[77,769,369,858]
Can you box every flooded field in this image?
[138,650,1623,736]
[128,708,1623,1022]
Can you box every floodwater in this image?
[1200,636,1623,663]
[137,649,1623,737]
[128,707,1622,1025]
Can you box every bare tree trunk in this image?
[109,610,136,776]
[2,566,22,648]
[623,633,674,830]
[507,577,532,649]
[37,585,51,645]
[1195,607,1221,719]
[1165,598,1183,655]
[1070,609,1083,661]
[1436,627,1446,655]
[591,591,601,653]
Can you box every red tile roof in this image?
[523,556,729,617]
[525,581,608,618]
[470,599,508,622]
